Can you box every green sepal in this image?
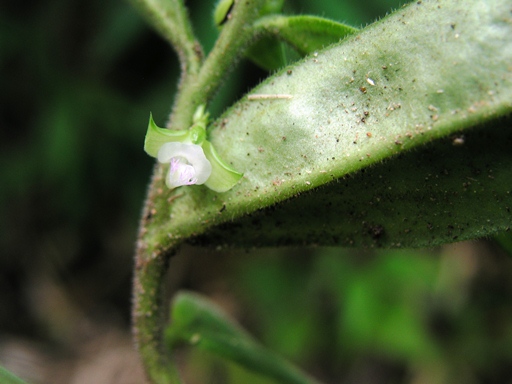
[188,125,207,145]
[189,105,209,144]
[144,113,189,157]
[202,140,243,193]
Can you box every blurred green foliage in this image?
[185,246,512,383]
[2,0,512,383]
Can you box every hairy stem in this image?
[133,169,184,383]
[131,3,266,381]
[169,0,267,130]
[133,1,267,382]
[128,0,203,76]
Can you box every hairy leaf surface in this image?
[145,0,512,251]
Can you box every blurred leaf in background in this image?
[194,244,512,384]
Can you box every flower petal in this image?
[165,158,198,189]
[158,142,212,187]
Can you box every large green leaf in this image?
[144,0,512,251]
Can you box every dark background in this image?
[2,1,512,383]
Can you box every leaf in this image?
[165,292,321,384]
[257,15,358,56]
[247,15,357,70]
[245,37,287,71]
[0,366,29,384]
[146,0,512,251]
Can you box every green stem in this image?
[133,171,183,384]
[128,0,203,76]
[169,0,267,130]
[133,2,267,382]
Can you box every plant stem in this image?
[128,0,203,76]
[133,2,267,382]
[133,249,181,383]
[169,0,267,130]
[133,170,183,384]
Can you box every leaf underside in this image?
[145,0,512,251]
[194,116,512,248]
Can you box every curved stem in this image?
[133,168,183,383]
[133,2,267,382]
[128,0,203,76]
[169,0,267,130]
[133,250,181,383]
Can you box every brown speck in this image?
[287,69,292,75]
[366,132,372,138]
[359,86,367,93]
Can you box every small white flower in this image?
[144,109,243,192]
[157,142,212,189]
